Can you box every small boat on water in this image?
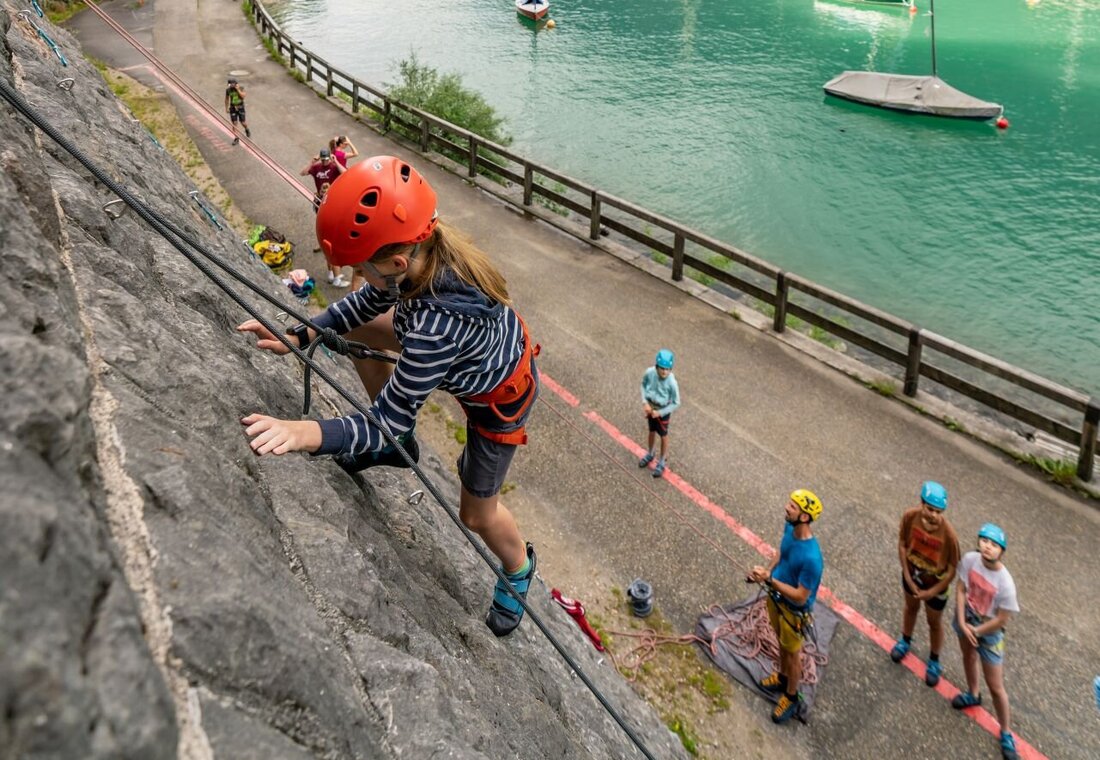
[823,0,1003,121]
[830,0,913,7]
[824,72,1003,119]
[516,0,550,21]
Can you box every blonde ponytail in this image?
[375,221,511,305]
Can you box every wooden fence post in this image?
[672,233,685,281]
[1077,400,1099,482]
[589,191,601,240]
[904,328,923,397]
[773,272,789,333]
[383,100,391,132]
[468,135,477,178]
[351,83,360,114]
[326,67,334,96]
[420,118,430,152]
[523,163,533,206]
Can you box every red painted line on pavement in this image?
[539,372,579,407]
[540,374,1047,760]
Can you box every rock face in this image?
[0,12,686,760]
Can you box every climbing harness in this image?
[0,63,660,759]
[458,316,540,445]
[767,589,818,646]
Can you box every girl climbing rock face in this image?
[238,156,540,637]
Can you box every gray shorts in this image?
[456,424,518,498]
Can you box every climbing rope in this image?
[0,72,656,760]
[699,597,828,686]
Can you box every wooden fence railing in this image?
[249,1,1098,482]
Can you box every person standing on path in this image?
[637,349,680,478]
[224,78,250,146]
[330,135,360,169]
[748,489,825,724]
[238,155,541,638]
[300,149,348,287]
[951,523,1021,760]
[889,480,960,687]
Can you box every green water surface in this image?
[269,0,1100,392]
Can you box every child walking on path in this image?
[638,349,680,478]
[951,523,1020,760]
[224,78,250,145]
[889,480,960,687]
[238,156,541,638]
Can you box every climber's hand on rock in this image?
[237,319,296,354]
[242,414,322,455]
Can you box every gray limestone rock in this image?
[0,10,687,760]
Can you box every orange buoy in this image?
[909,4,918,14]
[995,116,1010,129]
[546,19,556,29]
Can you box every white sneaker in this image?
[331,274,349,288]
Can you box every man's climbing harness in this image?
[0,70,658,760]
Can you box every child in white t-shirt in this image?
[951,523,1020,760]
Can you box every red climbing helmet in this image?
[316,155,438,266]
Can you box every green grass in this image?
[1022,455,1077,486]
[867,379,897,397]
[667,716,699,756]
[687,268,714,287]
[810,325,842,349]
[943,416,965,432]
[46,0,85,24]
[651,251,669,265]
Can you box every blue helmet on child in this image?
[920,481,948,510]
[978,522,1007,550]
[655,349,674,370]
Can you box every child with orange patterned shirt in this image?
[889,481,960,688]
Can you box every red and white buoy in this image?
[995,116,1010,130]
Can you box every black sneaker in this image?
[232,136,240,146]
[335,432,419,474]
[245,127,251,137]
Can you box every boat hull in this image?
[516,1,549,20]
[824,72,1003,120]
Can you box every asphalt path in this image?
[66,2,1100,758]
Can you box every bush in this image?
[386,53,510,146]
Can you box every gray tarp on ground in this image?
[695,593,839,722]
[823,72,1003,120]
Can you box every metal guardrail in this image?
[248,1,1098,482]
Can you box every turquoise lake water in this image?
[268,0,1100,392]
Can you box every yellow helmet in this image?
[790,489,822,521]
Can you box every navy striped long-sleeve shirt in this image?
[311,268,529,458]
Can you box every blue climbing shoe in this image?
[951,692,982,709]
[758,672,785,694]
[925,659,943,687]
[638,451,655,468]
[335,431,419,474]
[771,692,801,724]
[889,637,910,663]
[486,543,537,637]
[652,459,666,478]
[1000,731,1019,760]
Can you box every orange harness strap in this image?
[461,316,540,446]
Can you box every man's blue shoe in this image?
[889,637,910,663]
[652,459,666,478]
[925,659,943,687]
[638,451,655,468]
[486,543,537,637]
[1000,731,1019,760]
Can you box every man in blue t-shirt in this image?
[748,489,825,724]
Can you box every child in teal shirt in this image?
[638,349,681,478]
